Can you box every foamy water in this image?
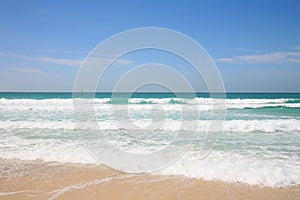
[0,93,300,187]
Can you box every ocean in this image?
[0,92,299,187]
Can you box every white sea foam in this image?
[48,174,135,200]
[1,133,299,187]
[1,98,300,111]
[158,150,300,187]
[1,119,299,133]
[0,135,95,164]
[1,97,300,187]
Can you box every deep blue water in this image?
[1,92,300,99]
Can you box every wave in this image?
[285,99,300,104]
[1,119,299,133]
[1,97,300,187]
[158,150,300,187]
[1,98,300,110]
[0,134,299,187]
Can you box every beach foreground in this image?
[0,159,299,200]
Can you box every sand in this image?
[0,159,299,200]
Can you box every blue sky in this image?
[0,0,300,92]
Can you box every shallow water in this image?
[0,93,299,187]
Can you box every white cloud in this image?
[0,52,23,57]
[0,51,132,67]
[47,49,56,53]
[11,67,42,73]
[217,51,300,64]
[26,56,132,67]
[25,56,82,67]
[230,48,264,53]
[64,50,72,54]
[216,58,235,63]
[291,45,300,51]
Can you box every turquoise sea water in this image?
[0,92,299,187]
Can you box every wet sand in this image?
[0,159,299,200]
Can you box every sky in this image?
[0,0,300,92]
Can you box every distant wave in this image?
[1,97,300,109]
[285,99,300,104]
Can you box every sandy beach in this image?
[0,159,299,200]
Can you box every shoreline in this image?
[0,159,299,200]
